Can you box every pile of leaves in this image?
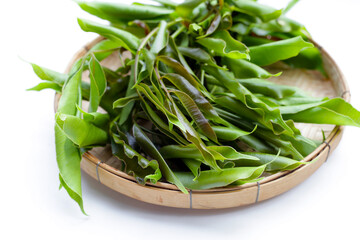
[29,0,360,213]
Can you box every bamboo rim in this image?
[55,37,350,208]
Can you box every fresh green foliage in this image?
[29,0,360,213]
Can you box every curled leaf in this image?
[197,30,249,59]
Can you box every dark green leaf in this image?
[133,124,187,193]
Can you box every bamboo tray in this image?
[57,37,350,209]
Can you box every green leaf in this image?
[30,63,68,85]
[176,0,206,18]
[284,47,325,75]
[89,39,123,62]
[76,1,173,22]
[234,152,305,172]
[197,30,249,59]
[27,82,62,92]
[171,89,217,142]
[57,67,82,115]
[76,106,110,128]
[205,66,294,136]
[136,83,185,132]
[150,20,168,54]
[160,144,258,162]
[237,78,309,99]
[56,113,108,147]
[119,65,137,126]
[111,133,162,185]
[223,58,276,79]
[231,0,282,22]
[152,0,177,8]
[252,17,303,35]
[281,98,360,127]
[283,0,300,15]
[77,18,140,53]
[162,73,220,121]
[178,46,221,69]
[175,165,265,190]
[200,12,221,38]
[213,125,257,141]
[55,124,85,214]
[183,158,202,177]
[140,101,188,145]
[113,94,139,108]
[88,55,107,113]
[157,56,201,89]
[172,102,220,170]
[133,124,188,193]
[249,36,313,66]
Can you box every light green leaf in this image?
[55,124,85,214]
[197,30,249,59]
[56,113,108,147]
[176,0,206,18]
[150,20,168,54]
[213,125,257,141]
[249,36,313,66]
[175,165,265,190]
[160,144,258,162]
[27,82,62,92]
[76,1,173,22]
[77,18,140,53]
[234,152,305,172]
[281,98,360,127]
[88,55,107,113]
[232,0,282,22]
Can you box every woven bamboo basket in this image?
[55,37,350,209]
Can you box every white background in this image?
[1,0,359,239]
